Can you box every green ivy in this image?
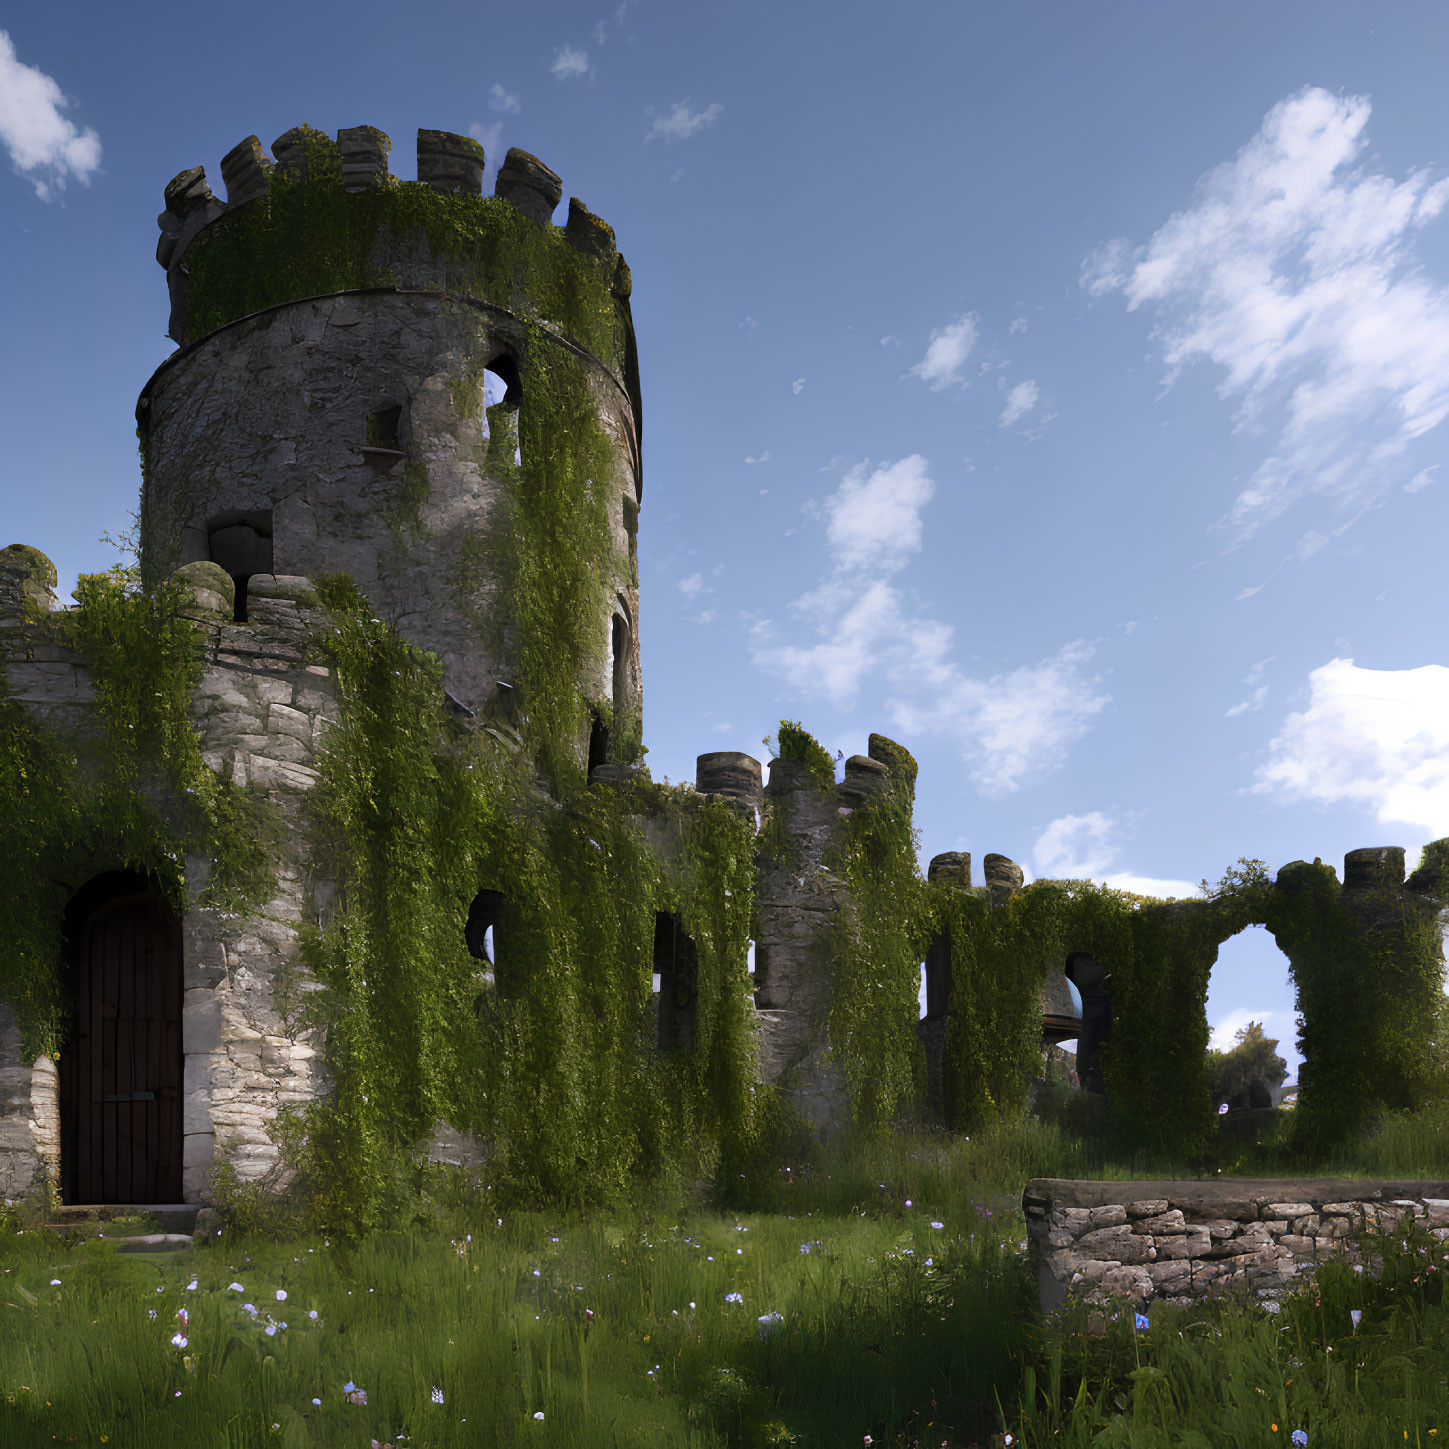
[0,571,278,1065]
[180,137,626,368]
[266,581,757,1240]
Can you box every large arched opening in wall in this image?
[1206,925,1300,1109]
[57,873,183,1205]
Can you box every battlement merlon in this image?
[153,126,636,381]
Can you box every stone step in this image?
[44,1203,201,1239]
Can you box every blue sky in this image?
[7,2,1449,1077]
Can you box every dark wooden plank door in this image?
[64,892,182,1203]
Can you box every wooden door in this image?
[61,891,183,1203]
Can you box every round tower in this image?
[139,125,643,771]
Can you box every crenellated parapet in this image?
[154,125,634,377]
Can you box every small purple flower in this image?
[1291,1432,1308,1447]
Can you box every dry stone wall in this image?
[1025,1177,1449,1312]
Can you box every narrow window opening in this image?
[622,496,639,562]
[466,888,506,990]
[653,911,698,1052]
[365,404,403,452]
[483,355,523,468]
[206,508,273,622]
[746,939,755,977]
[1063,951,1112,1097]
[611,614,629,722]
[922,934,952,1018]
[588,711,609,775]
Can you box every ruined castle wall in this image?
[1025,1177,1449,1312]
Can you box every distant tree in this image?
[1206,1020,1288,1110]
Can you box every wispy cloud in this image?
[751,456,1109,794]
[645,99,724,143]
[0,31,101,200]
[489,83,521,114]
[1253,656,1449,832]
[908,314,978,391]
[1084,87,1449,549]
[744,450,770,465]
[468,121,504,161]
[999,379,1040,427]
[1032,812,1198,898]
[792,379,805,395]
[678,573,705,601]
[550,46,590,80]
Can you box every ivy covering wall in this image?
[273,581,758,1237]
[178,127,629,370]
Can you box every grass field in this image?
[3,1102,1447,1448]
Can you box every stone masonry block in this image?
[183,990,223,1054]
[1088,1204,1127,1228]
[1076,1226,1153,1263]
[1154,1228,1211,1260]
[1126,1199,1169,1218]
[1132,1210,1187,1234]
[1264,1202,1316,1218]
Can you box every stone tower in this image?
[143,125,643,765]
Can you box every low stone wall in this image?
[1024,1177,1449,1311]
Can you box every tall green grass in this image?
[3,1100,1445,1447]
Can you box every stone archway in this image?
[58,874,183,1204]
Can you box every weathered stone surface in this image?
[417,129,486,195]
[564,197,617,265]
[1027,1180,1449,1311]
[837,755,890,806]
[1077,1226,1153,1263]
[1088,1203,1128,1228]
[337,125,390,192]
[1126,1198,1170,1218]
[927,852,971,889]
[695,751,762,806]
[220,135,273,207]
[1132,1210,1186,1234]
[1154,1228,1211,1260]
[494,147,562,223]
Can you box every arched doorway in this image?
[58,873,183,1204]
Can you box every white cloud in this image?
[752,453,1108,793]
[744,451,770,465]
[792,379,805,395]
[645,99,723,143]
[823,456,935,574]
[1406,465,1439,493]
[1253,656,1449,832]
[998,379,1040,428]
[1104,873,1201,899]
[908,314,978,391]
[468,121,504,159]
[592,19,609,45]
[1009,316,1029,335]
[1226,685,1269,717]
[1031,812,1196,898]
[550,46,590,79]
[489,84,521,114]
[678,573,705,600]
[1209,1008,1298,1055]
[1035,811,1118,878]
[0,31,101,200]
[1086,87,1449,544]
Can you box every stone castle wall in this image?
[1025,1177,1449,1311]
